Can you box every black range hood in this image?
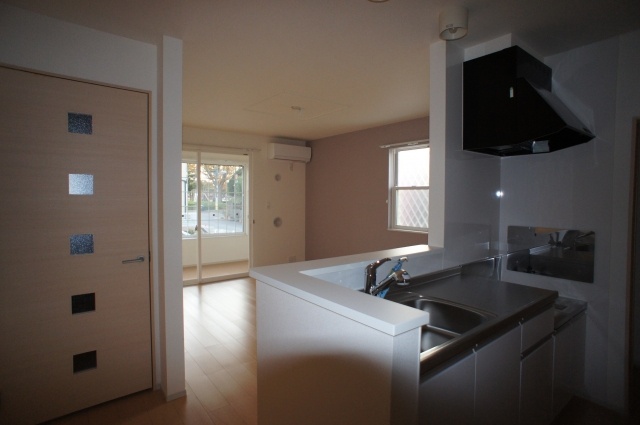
[463,46,595,156]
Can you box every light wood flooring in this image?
[46,277,257,425]
[183,260,249,283]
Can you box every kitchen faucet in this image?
[364,257,411,298]
[364,257,390,294]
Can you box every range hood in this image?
[463,46,595,156]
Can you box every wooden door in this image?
[0,66,152,424]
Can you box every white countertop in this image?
[250,245,444,336]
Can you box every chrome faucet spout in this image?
[365,256,411,297]
[370,269,411,297]
[364,258,391,294]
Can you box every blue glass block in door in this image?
[70,234,94,255]
[68,113,92,134]
[68,174,94,195]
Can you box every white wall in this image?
[0,4,156,91]
[182,236,249,267]
[428,41,502,268]
[497,33,640,412]
[183,126,306,267]
[497,37,616,406]
[0,3,185,400]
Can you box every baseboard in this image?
[165,389,187,402]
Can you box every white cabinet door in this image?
[521,308,554,352]
[419,308,558,425]
[419,351,475,424]
[553,313,586,416]
[475,326,521,425]
[520,338,554,425]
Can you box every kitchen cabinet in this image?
[520,308,555,425]
[419,308,555,425]
[522,307,554,351]
[520,338,554,425]
[419,351,475,424]
[475,325,522,425]
[553,312,586,417]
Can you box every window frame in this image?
[387,143,430,234]
[181,152,248,239]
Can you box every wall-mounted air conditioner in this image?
[268,143,312,163]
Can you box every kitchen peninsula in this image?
[250,245,571,425]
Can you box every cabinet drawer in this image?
[520,338,554,425]
[521,307,554,353]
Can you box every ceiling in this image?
[4,0,640,141]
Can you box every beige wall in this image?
[306,118,429,260]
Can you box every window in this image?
[182,157,246,238]
[388,144,429,232]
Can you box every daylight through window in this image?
[389,144,429,232]
[182,159,246,237]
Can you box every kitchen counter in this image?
[251,247,557,374]
[553,296,588,329]
[250,245,444,336]
[385,265,558,373]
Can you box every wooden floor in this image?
[45,276,639,425]
[183,260,249,282]
[47,277,257,425]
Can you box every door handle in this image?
[122,255,145,264]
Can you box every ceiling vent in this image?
[268,143,312,163]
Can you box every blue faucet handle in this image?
[390,256,409,273]
[377,288,390,298]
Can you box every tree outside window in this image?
[182,161,245,237]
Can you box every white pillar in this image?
[159,35,186,400]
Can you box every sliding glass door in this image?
[182,151,250,284]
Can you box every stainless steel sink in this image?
[386,292,495,352]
